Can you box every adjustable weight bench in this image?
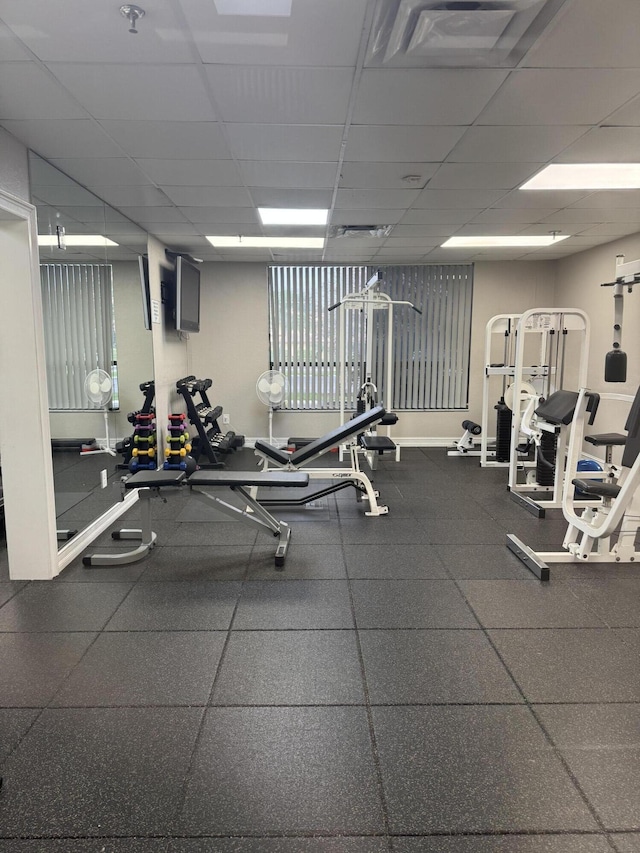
[254,405,389,516]
[83,468,310,570]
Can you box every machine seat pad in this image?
[254,440,292,466]
[188,470,309,488]
[571,478,621,499]
[380,413,399,426]
[585,432,626,447]
[535,390,579,425]
[125,470,186,489]
[360,435,396,451]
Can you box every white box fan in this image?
[83,368,116,456]
[256,370,288,445]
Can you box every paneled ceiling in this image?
[2,0,640,263]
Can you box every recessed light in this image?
[258,208,328,226]
[441,235,570,248]
[214,0,292,16]
[207,236,324,249]
[521,164,640,190]
[37,235,119,247]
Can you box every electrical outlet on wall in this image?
[100,469,108,489]
[222,414,230,425]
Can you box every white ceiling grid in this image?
[1,0,640,262]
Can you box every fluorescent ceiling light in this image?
[258,208,328,226]
[207,236,324,249]
[521,164,640,190]
[37,235,119,247]
[442,235,570,248]
[214,0,292,16]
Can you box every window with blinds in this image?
[268,264,473,411]
[40,264,118,411]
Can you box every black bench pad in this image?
[189,470,309,488]
[360,435,396,451]
[125,470,186,489]
[253,442,292,466]
[586,433,626,447]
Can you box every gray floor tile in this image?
[561,578,640,627]
[139,546,250,581]
[373,705,598,834]
[351,579,478,629]
[0,707,202,836]
[0,708,39,762]
[51,631,225,706]
[178,706,384,834]
[212,630,364,705]
[233,580,354,629]
[391,836,614,852]
[247,544,347,579]
[360,630,522,704]
[0,632,96,706]
[458,579,607,628]
[489,628,640,702]
[505,518,575,549]
[344,543,448,579]
[0,581,26,605]
[425,518,507,545]
[0,582,133,632]
[58,557,148,582]
[340,518,431,544]
[435,543,537,580]
[535,703,640,831]
[105,581,242,630]
[0,842,390,853]
[613,836,640,852]
[280,520,343,544]
[167,522,258,547]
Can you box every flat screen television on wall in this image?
[175,255,200,333]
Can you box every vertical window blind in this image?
[268,264,473,411]
[40,263,117,410]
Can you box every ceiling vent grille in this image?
[366,0,570,67]
[329,225,394,239]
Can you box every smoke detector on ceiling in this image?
[366,0,570,67]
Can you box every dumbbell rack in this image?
[164,413,193,471]
[128,412,156,472]
[175,376,244,468]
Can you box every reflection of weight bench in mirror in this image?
[254,405,389,516]
[82,468,309,569]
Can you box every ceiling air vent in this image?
[366,0,570,67]
[329,225,394,239]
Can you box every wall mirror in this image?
[29,152,153,553]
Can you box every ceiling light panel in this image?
[214,0,292,16]
[442,235,569,247]
[521,163,640,189]
[207,236,325,248]
[258,208,329,225]
[37,235,119,247]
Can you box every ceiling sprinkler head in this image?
[120,4,145,34]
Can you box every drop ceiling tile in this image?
[163,186,253,207]
[135,159,242,187]
[424,250,474,262]
[119,207,190,224]
[33,183,106,207]
[353,69,508,125]
[554,127,640,162]
[326,237,387,249]
[249,188,333,207]
[566,208,640,223]
[184,207,259,224]
[343,125,466,163]
[569,190,640,208]
[427,163,541,190]
[603,95,640,127]
[48,64,216,121]
[99,121,232,159]
[0,0,193,63]
[381,237,440,248]
[455,223,534,237]
[145,224,202,236]
[413,189,506,209]
[374,249,429,260]
[580,224,639,237]
[51,204,121,224]
[226,123,343,161]
[471,208,556,224]
[0,63,87,120]
[522,0,640,68]
[335,188,421,209]
[391,224,460,237]
[448,126,588,163]
[90,185,174,208]
[0,22,32,60]
[476,69,640,126]
[197,223,262,237]
[400,208,481,225]
[493,189,591,208]
[49,158,153,188]
[206,66,352,124]
[183,0,369,66]
[238,160,336,189]
[517,224,593,236]
[330,209,406,226]
[541,208,640,225]
[339,162,437,189]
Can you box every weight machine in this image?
[331,270,421,469]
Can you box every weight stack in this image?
[495,398,512,463]
[536,431,557,486]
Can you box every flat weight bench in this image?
[254,404,389,516]
[83,468,310,569]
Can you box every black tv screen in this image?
[175,256,200,333]
[138,255,152,331]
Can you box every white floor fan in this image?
[256,370,288,445]
[83,368,116,456]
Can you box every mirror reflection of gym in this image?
[29,153,152,547]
